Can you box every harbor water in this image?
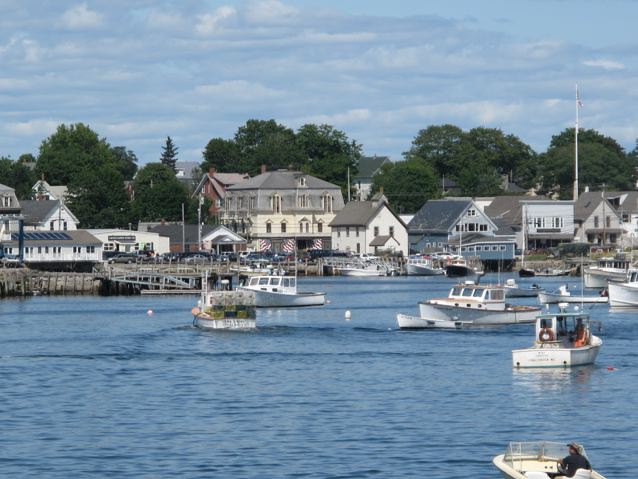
[1,274,635,478]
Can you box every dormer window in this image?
[299,177,306,187]
[321,193,333,213]
[3,196,11,207]
[298,195,309,208]
[272,194,282,214]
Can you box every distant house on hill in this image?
[574,192,622,246]
[193,168,250,219]
[174,161,201,191]
[32,180,68,201]
[355,155,391,200]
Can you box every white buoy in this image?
[345,310,351,321]
[326,299,331,304]
[147,309,153,316]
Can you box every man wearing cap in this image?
[548,443,592,478]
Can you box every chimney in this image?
[161,218,166,225]
[208,167,216,176]
[261,164,267,174]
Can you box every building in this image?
[221,169,345,251]
[485,195,547,251]
[445,233,517,267]
[174,161,201,191]
[0,183,22,236]
[87,229,171,256]
[574,192,623,246]
[193,168,250,219]
[31,180,68,201]
[521,200,574,249]
[20,200,79,231]
[329,195,408,255]
[355,155,391,200]
[407,198,499,253]
[146,224,246,253]
[600,191,638,246]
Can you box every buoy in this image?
[147,309,153,316]
[326,300,331,304]
[607,366,615,371]
[345,310,351,320]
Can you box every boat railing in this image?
[504,442,574,468]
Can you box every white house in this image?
[88,229,171,255]
[32,180,68,201]
[329,195,408,255]
[574,192,623,246]
[521,200,574,249]
[20,200,79,231]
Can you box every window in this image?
[3,196,10,207]
[298,195,307,208]
[238,197,244,209]
[594,216,599,228]
[356,243,360,253]
[281,222,287,233]
[63,221,68,230]
[534,217,542,228]
[305,222,309,233]
[467,209,476,217]
[389,226,394,236]
[374,226,379,237]
[317,222,323,233]
[355,227,359,237]
[299,177,306,187]
[479,224,488,232]
[266,222,272,233]
[45,246,49,254]
[606,216,611,228]
[499,245,506,251]
[346,227,350,237]
[215,199,222,208]
[50,221,55,230]
[272,194,281,214]
[475,245,482,251]
[491,245,498,251]
[250,197,256,209]
[38,246,42,254]
[553,217,563,228]
[337,229,341,238]
[322,194,333,213]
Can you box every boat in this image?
[583,257,632,288]
[396,282,540,329]
[538,285,608,304]
[534,268,571,277]
[503,278,544,298]
[518,267,536,277]
[493,441,606,478]
[337,264,384,276]
[608,269,638,307]
[191,287,257,330]
[238,274,325,307]
[445,256,484,278]
[512,307,602,368]
[406,255,444,276]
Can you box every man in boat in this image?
[548,443,591,478]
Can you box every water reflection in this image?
[512,365,594,393]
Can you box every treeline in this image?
[2,120,637,227]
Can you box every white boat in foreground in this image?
[512,308,602,368]
[608,269,638,307]
[584,257,631,288]
[538,285,608,304]
[397,282,540,329]
[493,441,606,478]
[192,288,257,330]
[503,278,545,298]
[238,275,325,307]
[406,255,444,276]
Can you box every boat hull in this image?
[504,287,544,298]
[608,281,638,307]
[413,302,539,326]
[538,293,608,304]
[445,264,476,277]
[193,313,256,330]
[406,264,444,276]
[338,268,382,277]
[513,338,602,368]
[493,454,607,479]
[584,268,628,288]
[237,287,325,307]
[518,268,536,278]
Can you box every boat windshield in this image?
[503,442,586,468]
[269,277,280,285]
[258,277,269,286]
[462,288,474,297]
[451,287,462,296]
[249,277,259,286]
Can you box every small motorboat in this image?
[238,275,325,307]
[512,307,602,368]
[518,267,536,277]
[534,268,571,277]
[503,278,544,298]
[493,441,606,478]
[445,256,484,278]
[538,285,608,304]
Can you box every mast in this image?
[573,84,581,201]
[522,203,527,267]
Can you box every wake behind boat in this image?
[238,275,325,307]
[538,285,608,304]
[397,282,540,329]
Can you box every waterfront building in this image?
[20,200,79,232]
[354,156,391,200]
[520,199,574,249]
[192,168,250,219]
[574,192,623,246]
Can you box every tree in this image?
[202,138,242,173]
[404,124,466,176]
[160,136,179,172]
[111,146,138,180]
[0,157,37,198]
[131,163,196,222]
[370,157,440,213]
[296,123,361,196]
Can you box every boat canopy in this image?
[449,284,504,301]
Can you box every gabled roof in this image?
[329,196,405,228]
[485,195,547,228]
[229,170,339,191]
[5,229,101,246]
[574,192,621,222]
[357,156,391,179]
[408,198,473,233]
[201,225,247,245]
[32,180,68,200]
[147,224,217,244]
[214,173,250,186]
[369,234,399,247]
[192,171,250,198]
[20,200,59,224]
[602,191,638,213]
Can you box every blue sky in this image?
[1,0,637,166]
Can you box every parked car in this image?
[107,253,138,264]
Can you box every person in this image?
[548,443,591,478]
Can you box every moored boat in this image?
[512,308,602,368]
[444,256,484,278]
[493,441,606,478]
[192,289,257,330]
[503,278,544,298]
[538,285,608,304]
[608,269,638,307]
[238,275,325,307]
[406,255,444,276]
[584,256,632,288]
[397,282,540,329]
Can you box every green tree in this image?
[404,124,466,176]
[296,123,361,195]
[0,157,37,198]
[202,138,242,173]
[111,146,138,180]
[131,163,196,222]
[160,136,179,172]
[370,157,440,213]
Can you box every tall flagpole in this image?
[573,84,580,201]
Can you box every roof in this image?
[201,225,247,245]
[369,235,398,246]
[446,233,516,245]
[485,195,547,228]
[214,172,249,186]
[605,191,638,212]
[228,170,340,191]
[329,196,404,228]
[574,192,620,222]
[6,229,101,246]
[357,156,391,179]
[19,200,59,224]
[147,223,218,245]
[408,198,473,233]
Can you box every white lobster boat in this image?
[583,257,631,288]
[608,269,638,307]
[397,282,540,329]
[512,308,602,368]
[238,275,325,307]
[538,285,608,304]
[406,255,444,276]
[192,289,257,330]
[493,441,606,479]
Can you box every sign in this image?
[107,235,136,242]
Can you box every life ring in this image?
[538,328,555,342]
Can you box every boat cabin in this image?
[247,275,297,293]
[448,284,505,303]
[535,311,591,347]
[594,257,631,271]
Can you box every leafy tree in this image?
[18,153,36,165]
[0,157,37,198]
[404,124,465,176]
[131,163,196,222]
[111,146,138,180]
[202,138,242,173]
[296,123,361,195]
[370,157,440,213]
[160,136,179,172]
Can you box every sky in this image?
[1,0,638,166]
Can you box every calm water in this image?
[1,274,635,478]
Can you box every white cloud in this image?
[195,80,282,100]
[583,59,625,71]
[146,10,185,30]
[4,119,59,136]
[195,6,236,35]
[295,108,372,126]
[61,3,104,29]
[244,0,298,24]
